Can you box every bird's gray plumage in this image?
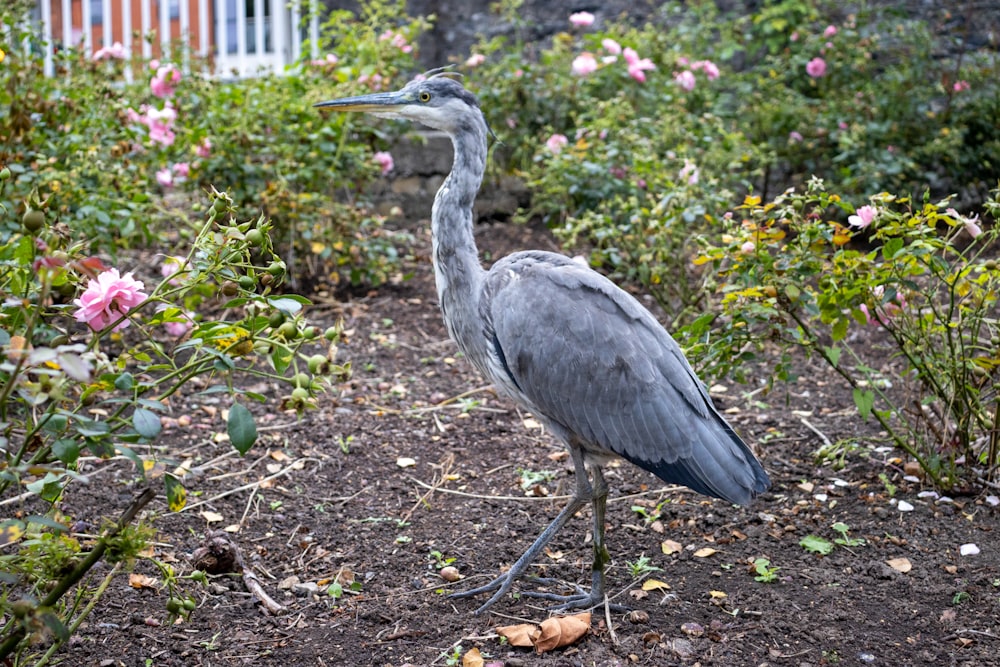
[316,73,769,614]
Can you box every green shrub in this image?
[0,181,345,660]
[687,182,999,490]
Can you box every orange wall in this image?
[46,0,215,58]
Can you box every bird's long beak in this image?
[314,90,413,113]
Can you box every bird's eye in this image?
[419,91,431,102]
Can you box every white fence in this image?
[29,0,321,79]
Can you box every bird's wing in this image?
[482,251,768,505]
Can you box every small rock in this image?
[627,610,649,624]
[671,638,696,659]
[439,566,462,582]
[681,622,704,637]
[292,582,319,597]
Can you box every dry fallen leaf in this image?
[269,449,291,462]
[128,573,159,590]
[886,557,912,573]
[497,613,591,654]
[396,457,417,468]
[641,579,671,592]
[661,539,683,555]
[462,646,484,667]
[200,510,224,523]
[496,623,538,648]
[709,590,728,599]
[693,547,717,558]
[534,613,590,653]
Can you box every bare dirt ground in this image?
[57,219,999,667]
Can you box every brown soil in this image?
[52,219,1000,666]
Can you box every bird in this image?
[316,71,770,615]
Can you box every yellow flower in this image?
[0,47,6,63]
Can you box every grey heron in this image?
[316,72,770,615]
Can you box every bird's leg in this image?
[451,446,594,615]
[521,464,624,612]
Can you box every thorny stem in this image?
[0,487,155,660]
[781,303,947,488]
[33,562,122,667]
[989,398,1000,483]
[0,278,51,426]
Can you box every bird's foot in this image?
[448,573,513,615]
[450,574,626,614]
[520,577,628,613]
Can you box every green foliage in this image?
[465,0,999,323]
[0,184,346,660]
[625,554,663,578]
[831,522,864,547]
[0,0,155,249]
[692,182,1000,490]
[752,557,780,582]
[1,0,424,288]
[799,535,834,555]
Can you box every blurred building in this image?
[31,0,319,77]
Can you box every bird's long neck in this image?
[432,116,489,360]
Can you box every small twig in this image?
[406,476,686,504]
[400,454,455,523]
[180,458,317,513]
[799,416,833,449]
[407,475,571,502]
[196,531,286,615]
[225,533,286,615]
[603,594,618,645]
[205,449,270,482]
[369,385,498,416]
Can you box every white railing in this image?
[29,0,320,79]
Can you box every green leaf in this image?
[133,408,162,439]
[114,372,135,391]
[270,346,293,375]
[25,515,69,533]
[824,345,841,367]
[799,534,834,555]
[853,388,875,420]
[267,295,309,314]
[52,438,80,464]
[0,519,26,547]
[164,474,187,512]
[40,611,70,642]
[227,402,258,455]
[26,472,66,503]
[115,445,144,475]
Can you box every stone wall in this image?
[324,1,998,69]
[370,132,529,223]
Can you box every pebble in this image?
[292,581,319,596]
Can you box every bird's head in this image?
[315,71,482,134]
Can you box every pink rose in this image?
[73,268,148,331]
